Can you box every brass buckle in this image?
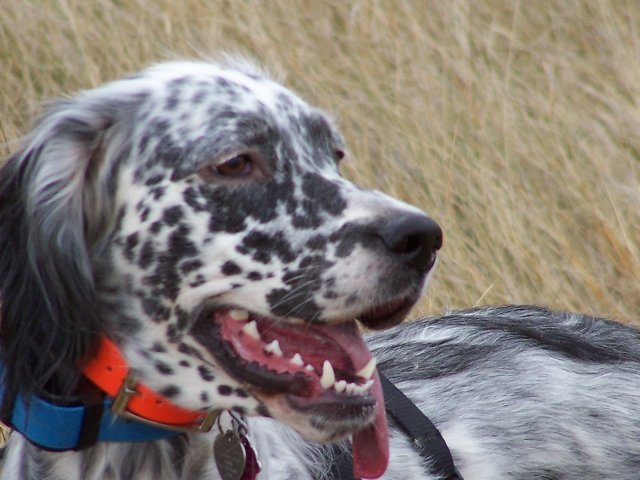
[111,372,220,433]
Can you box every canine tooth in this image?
[305,364,315,372]
[361,379,374,392]
[334,380,347,393]
[242,321,260,340]
[264,339,283,357]
[290,353,304,366]
[356,358,377,380]
[229,309,249,321]
[320,360,335,389]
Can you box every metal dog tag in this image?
[213,430,247,480]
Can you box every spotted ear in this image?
[0,99,116,411]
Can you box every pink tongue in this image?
[312,322,390,478]
[352,369,389,479]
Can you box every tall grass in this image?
[1,0,639,323]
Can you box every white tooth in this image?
[320,360,335,389]
[242,321,260,340]
[356,358,377,380]
[335,380,347,393]
[264,339,283,357]
[305,364,315,372]
[361,379,374,392]
[345,382,356,395]
[229,309,249,321]
[290,353,304,366]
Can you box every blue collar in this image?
[0,375,180,451]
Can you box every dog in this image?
[2,61,640,480]
[0,59,441,479]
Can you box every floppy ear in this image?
[0,100,115,412]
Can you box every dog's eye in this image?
[334,149,345,162]
[212,155,253,177]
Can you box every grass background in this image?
[1,0,639,326]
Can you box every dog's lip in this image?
[357,295,418,330]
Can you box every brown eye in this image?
[214,155,252,176]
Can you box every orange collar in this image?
[82,337,219,432]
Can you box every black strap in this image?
[380,374,462,479]
[328,373,463,480]
[75,381,106,450]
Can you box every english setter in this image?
[1,61,639,480]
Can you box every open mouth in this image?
[192,295,416,478]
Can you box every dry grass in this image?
[1,0,639,323]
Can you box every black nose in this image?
[378,213,443,269]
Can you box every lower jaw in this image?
[286,390,375,420]
[251,390,375,443]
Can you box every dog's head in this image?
[0,61,441,474]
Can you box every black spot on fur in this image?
[237,230,296,265]
[145,174,165,186]
[144,224,197,301]
[160,385,180,398]
[162,206,184,226]
[150,221,163,234]
[291,211,322,229]
[221,260,242,276]
[178,342,204,360]
[301,173,347,216]
[198,364,215,381]
[247,271,262,281]
[150,186,167,200]
[168,224,197,257]
[123,232,139,261]
[182,186,207,212]
[166,324,181,343]
[175,307,191,331]
[330,221,379,258]
[235,388,249,398]
[141,298,171,322]
[205,191,249,233]
[138,240,155,269]
[140,207,151,222]
[218,385,233,396]
[306,235,327,251]
[200,391,209,403]
[155,362,174,375]
[151,342,167,353]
